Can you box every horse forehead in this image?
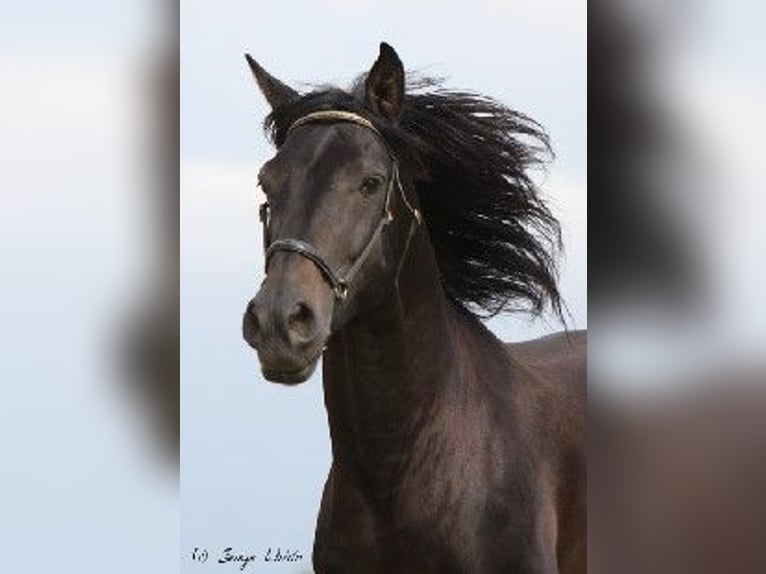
[288,124,383,171]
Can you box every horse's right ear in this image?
[245,54,299,110]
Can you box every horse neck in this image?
[322,224,462,483]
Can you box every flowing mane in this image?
[263,76,562,320]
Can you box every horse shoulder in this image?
[504,330,587,574]
[504,330,587,420]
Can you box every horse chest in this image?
[314,500,478,574]
[314,465,531,574]
[315,496,535,574]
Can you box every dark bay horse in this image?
[242,43,586,574]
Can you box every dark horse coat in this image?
[242,43,586,574]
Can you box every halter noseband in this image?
[258,110,421,300]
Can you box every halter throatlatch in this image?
[258,110,421,301]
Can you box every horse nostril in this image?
[286,302,317,344]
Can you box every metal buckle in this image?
[259,202,270,223]
[334,282,349,300]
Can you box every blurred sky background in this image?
[181,1,585,572]
[0,2,177,574]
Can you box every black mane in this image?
[264,77,562,320]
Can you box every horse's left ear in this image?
[365,43,405,121]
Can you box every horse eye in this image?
[360,176,383,196]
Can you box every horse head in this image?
[242,44,421,384]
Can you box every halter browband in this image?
[286,110,380,140]
[259,110,421,300]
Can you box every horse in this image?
[241,43,586,574]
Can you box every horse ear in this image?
[364,43,405,121]
[245,54,299,110]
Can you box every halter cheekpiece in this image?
[258,110,421,300]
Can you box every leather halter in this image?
[259,110,421,300]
